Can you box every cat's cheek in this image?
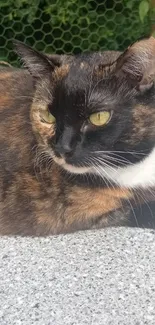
[30,105,55,146]
[123,104,155,146]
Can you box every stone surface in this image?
[0,227,155,325]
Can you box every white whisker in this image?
[93,150,147,156]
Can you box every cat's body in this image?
[0,66,130,235]
[1,38,155,235]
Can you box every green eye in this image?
[89,111,111,126]
[41,110,56,124]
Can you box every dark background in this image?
[0,0,154,65]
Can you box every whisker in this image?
[92,150,147,156]
[125,191,139,227]
[87,59,97,101]
[88,76,105,103]
[92,154,131,170]
[93,156,116,173]
[90,157,117,190]
[14,95,34,100]
[98,155,132,166]
[134,189,154,224]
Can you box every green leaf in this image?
[139,0,149,22]
[126,1,134,10]
[0,1,10,8]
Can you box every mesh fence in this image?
[0,0,154,66]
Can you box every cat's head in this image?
[14,37,155,188]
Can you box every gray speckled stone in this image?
[0,227,155,325]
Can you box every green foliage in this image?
[139,0,149,22]
[0,0,153,65]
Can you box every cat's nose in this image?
[54,143,73,157]
[55,126,77,158]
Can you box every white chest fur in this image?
[96,147,155,189]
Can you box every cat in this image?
[0,36,155,236]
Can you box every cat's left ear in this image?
[14,40,62,78]
[115,36,155,92]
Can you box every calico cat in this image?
[0,36,155,236]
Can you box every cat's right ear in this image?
[13,40,61,78]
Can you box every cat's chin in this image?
[52,154,92,174]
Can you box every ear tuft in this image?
[13,40,57,78]
[115,36,155,91]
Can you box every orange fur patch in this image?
[54,64,69,80]
[0,72,13,80]
[0,95,11,108]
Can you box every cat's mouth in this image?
[52,154,92,174]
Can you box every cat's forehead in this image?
[74,51,121,66]
[52,50,123,110]
[54,50,121,84]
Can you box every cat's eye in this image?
[41,110,56,124]
[89,111,111,126]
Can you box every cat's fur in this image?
[1,37,155,235]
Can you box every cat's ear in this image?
[115,36,155,92]
[13,40,62,78]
